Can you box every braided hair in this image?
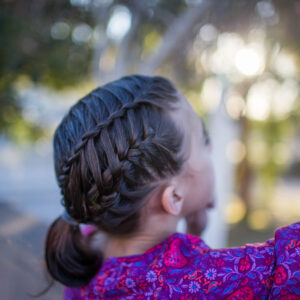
[45,74,188,287]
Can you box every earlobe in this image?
[161,185,184,216]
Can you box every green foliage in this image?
[0,3,94,142]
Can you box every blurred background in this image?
[0,0,299,299]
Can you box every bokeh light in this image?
[198,24,218,42]
[225,194,247,224]
[200,77,222,112]
[235,46,264,76]
[247,209,271,230]
[226,139,246,164]
[246,79,277,121]
[272,79,299,120]
[106,5,132,41]
[247,133,268,167]
[72,23,92,43]
[225,93,246,120]
[51,22,70,40]
[273,51,297,78]
[99,46,116,71]
[272,179,300,223]
[209,33,244,74]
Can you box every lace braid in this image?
[58,101,139,220]
[60,93,174,226]
[65,102,140,168]
[61,78,172,174]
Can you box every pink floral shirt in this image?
[64,222,300,299]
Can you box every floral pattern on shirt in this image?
[64,222,300,299]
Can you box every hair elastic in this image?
[61,209,79,226]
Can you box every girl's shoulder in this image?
[64,222,300,299]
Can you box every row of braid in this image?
[59,100,142,225]
[58,75,182,234]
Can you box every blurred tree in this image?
[1,0,299,226]
[1,0,299,135]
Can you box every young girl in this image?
[45,74,300,299]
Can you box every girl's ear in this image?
[161,184,184,216]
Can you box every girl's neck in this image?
[99,214,180,260]
[103,230,175,260]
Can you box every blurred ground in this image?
[227,219,279,247]
[0,202,63,300]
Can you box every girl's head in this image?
[45,74,215,287]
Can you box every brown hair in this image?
[44,74,188,287]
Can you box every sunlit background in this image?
[0,0,299,298]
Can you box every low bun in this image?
[45,216,102,287]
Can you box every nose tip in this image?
[207,203,214,209]
[207,197,216,209]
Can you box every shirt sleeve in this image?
[185,222,299,298]
[269,221,300,299]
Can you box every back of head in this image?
[45,74,188,287]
